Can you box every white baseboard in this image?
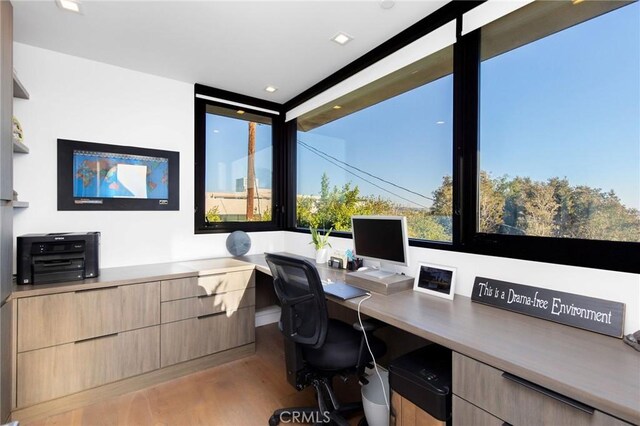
[255,305,280,327]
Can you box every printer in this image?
[17,232,100,285]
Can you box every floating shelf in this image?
[12,201,29,208]
[13,139,28,154]
[13,71,29,99]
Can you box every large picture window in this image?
[295,45,454,243]
[478,1,639,243]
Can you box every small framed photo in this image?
[414,262,456,300]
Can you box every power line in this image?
[298,142,429,209]
[298,139,434,202]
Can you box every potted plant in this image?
[310,226,332,264]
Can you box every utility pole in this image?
[246,122,256,220]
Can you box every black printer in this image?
[17,232,100,285]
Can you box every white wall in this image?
[284,231,640,334]
[12,43,638,334]
[12,43,284,268]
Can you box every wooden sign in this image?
[472,277,625,338]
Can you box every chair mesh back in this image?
[265,253,328,349]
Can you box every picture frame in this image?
[57,139,179,211]
[413,262,456,300]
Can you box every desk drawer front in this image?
[17,326,159,408]
[452,353,627,426]
[160,305,254,367]
[160,270,254,301]
[17,282,159,352]
[453,395,503,426]
[161,288,255,323]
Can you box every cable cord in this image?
[357,293,390,411]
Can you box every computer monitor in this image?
[351,215,409,279]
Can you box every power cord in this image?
[357,293,390,411]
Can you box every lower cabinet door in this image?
[161,305,255,367]
[16,326,159,408]
[453,395,504,426]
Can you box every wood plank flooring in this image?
[21,324,363,426]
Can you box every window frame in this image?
[194,84,286,234]
[283,1,640,273]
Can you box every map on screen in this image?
[73,150,169,199]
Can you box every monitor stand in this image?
[363,261,397,279]
[364,269,396,279]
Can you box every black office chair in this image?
[265,253,386,426]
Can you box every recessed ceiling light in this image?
[56,0,82,13]
[265,86,278,93]
[436,121,445,125]
[572,0,585,4]
[213,129,220,133]
[380,0,395,10]
[332,105,342,110]
[237,110,245,115]
[331,32,353,46]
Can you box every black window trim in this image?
[282,1,639,274]
[194,84,286,234]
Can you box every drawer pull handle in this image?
[198,293,217,299]
[197,311,226,320]
[501,372,594,415]
[75,285,118,293]
[74,332,119,344]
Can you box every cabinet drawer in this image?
[161,288,255,323]
[452,353,628,426]
[160,305,254,367]
[17,326,159,408]
[453,395,503,426]
[160,270,254,302]
[18,282,159,352]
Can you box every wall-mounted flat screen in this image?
[58,139,179,210]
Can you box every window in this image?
[295,45,454,243]
[194,88,282,233]
[478,1,639,243]
[287,1,638,271]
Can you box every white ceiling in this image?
[12,0,448,104]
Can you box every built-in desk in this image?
[241,253,640,425]
[6,253,640,425]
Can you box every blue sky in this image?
[205,115,272,192]
[208,3,639,211]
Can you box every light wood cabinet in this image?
[17,282,160,352]
[390,390,444,426]
[161,288,255,324]
[161,306,255,367]
[452,353,629,426]
[13,267,256,412]
[17,326,159,407]
[452,395,503,426]
[160,270,254,302]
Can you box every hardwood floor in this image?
[22,324,363,426]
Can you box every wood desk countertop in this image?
[7,253,640,424]
[241,253,640,425]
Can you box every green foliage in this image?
[297,174,449,241]
[429,173,640,242]
[298,171,639,243]
[205,206,221,223]
[309,226,333,250]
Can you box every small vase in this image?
[315,248,329,264]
